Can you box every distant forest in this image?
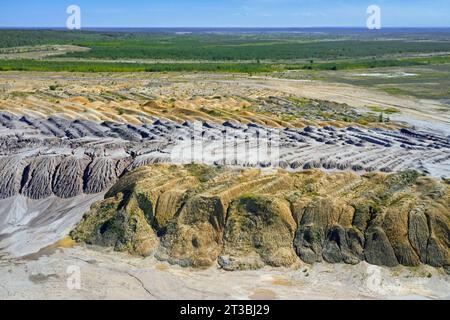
[0,29,450,72]
[1,29,450,61]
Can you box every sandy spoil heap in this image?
[71,164,450,270]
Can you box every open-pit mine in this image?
[0,72,448,300]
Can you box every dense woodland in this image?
[0,29,450,72]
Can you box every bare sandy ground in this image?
[240,76,450,134]
[0,45,89,60]
[1,71,447,132]
[0,72,448,300]
[0,245,448,300]
[0,194,105,258]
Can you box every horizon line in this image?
[1,26,450,30]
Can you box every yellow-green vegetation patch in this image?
[368,105,401,114]
[380,87,411,96]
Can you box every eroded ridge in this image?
[71,164,450,270]
[1,111,449,200]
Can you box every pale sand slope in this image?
[0,194,105,258]
[0,246,448,300]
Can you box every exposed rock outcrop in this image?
[157,195,226,267]
[71,164,450,270]
[53,156,91,198]
[219,196,298,270]
[0,155,25,198]
[22,156,63,199]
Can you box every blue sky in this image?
[0,0,449,28]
